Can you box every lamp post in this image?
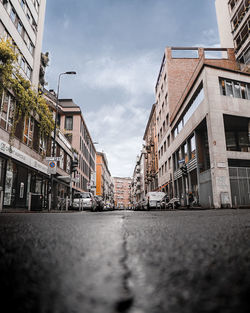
[50,71,76,210]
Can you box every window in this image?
[163,121,166,132]
[167,135,170,147]
[39,136,46,155]
[164,141,166,152]
[165,161,167,173]
[26,65,31,79]
[184,142,188,163]
[0,91,15,132]
[59,148,64,169]
[23,117,34,147]
[161,146,163,156]
[219,78,250,99]
[28,42,34,55]
[190,136,196,159]
[10,8,16,23]
[65,116,73,130]
[168,157,171,169]
[173,84,204,139]
[17,21,23,35]
[20,0,26,9]
[166,114,169,126]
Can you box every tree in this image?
[0,38,53,140]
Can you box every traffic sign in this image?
[48,160,57,174]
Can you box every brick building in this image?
[155,46,250,208]
[113,176,132,209]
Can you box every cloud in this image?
[85,96,151,177]
[79,52,158,96]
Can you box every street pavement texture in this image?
[0,210,250,313]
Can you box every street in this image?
[0,209,250,313]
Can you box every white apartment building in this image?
[0,0,46,88]
[215,0,250,64]
[156,47,250,208]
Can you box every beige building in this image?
[58,99,96,194]
[0,0,47,88]
[155,46,250,208]
[113,177,132,209]
[215,0,250,64]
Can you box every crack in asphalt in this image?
[115,215,134,313]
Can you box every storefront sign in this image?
[0,139,48,175]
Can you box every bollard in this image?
[234,196,238,209]
[208,195,212,208]
[28,193,31,211]
[66,196,68,211]
[0,188,3,212]
[48,194,51,211]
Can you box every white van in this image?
[144,192,166,209]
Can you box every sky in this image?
[42,0,220,177]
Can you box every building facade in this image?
[0,87,74,210]
[96,151,113,204]
[0,0,58,211]
[215,0,250,64]
[131,152,146,207]
[143,103,158,193]
[113,176,132,209]
[155,46,250,208]
[58,99,96,195]
[0,0,47,88]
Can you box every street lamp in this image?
[50,71,76,210]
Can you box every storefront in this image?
[0,139,49,209]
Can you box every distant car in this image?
[72,192,97,211]
[144,192,166,210]
[160,194,170,209]
[166,197,180,209]
[94,196,104,211]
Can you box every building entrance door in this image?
[15,166,28,208]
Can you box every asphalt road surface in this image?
[0,209,250,313]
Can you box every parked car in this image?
[144,192,166,210]
[166,197,180,209]
[94,195,104,211]
[72,192,97,211]
[160,194,170,209]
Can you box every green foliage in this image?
[0,38,16,95]
[0,38,53,139]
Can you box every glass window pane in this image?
[241,83,247,99]
[226,81,233,97]
[234,83,241,98]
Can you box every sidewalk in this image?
[0,208,81,213]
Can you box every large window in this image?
[224,115,250,152]
[23,117,34,147]
[0,91,15,132]
[219,78,250,99]
[173,83,204,139]
[65,116,73,130]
